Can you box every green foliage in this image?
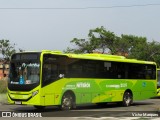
[0,80,7,93]
[0,93,7,104]
[65,26,160,66]
[0,39,24,61]
[0,39,16,61]
[120,34,148,59]
[88,26,120,54]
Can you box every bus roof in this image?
[41,50,156,65]
[13,50,156,65]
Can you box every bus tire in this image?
[122,91,133,107]
[60,91,76,110]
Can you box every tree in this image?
[88,26,119,54]
[143,41,160,66]
[0,39,16,61]
[65,38,93,53]
[65,26,119,54]
[119,34,148,58]
[65,26,160,66]
[65,26,148,56]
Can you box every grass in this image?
[0,79,7,93]
[0,79,8,104]
[0,93,7,104]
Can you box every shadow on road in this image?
[11,101,154,113]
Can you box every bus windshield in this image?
[9,62,40,85]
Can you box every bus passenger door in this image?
[41,61,58,105]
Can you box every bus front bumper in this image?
[7,90,43,106]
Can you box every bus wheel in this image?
[34,105,45,110]
[123,91,133,107]
[60,92,75,110]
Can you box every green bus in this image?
[8,50,157,110]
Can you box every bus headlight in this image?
[32,90,39,97]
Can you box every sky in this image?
[0,0,160,52]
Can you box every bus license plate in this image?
[15,101,22,105]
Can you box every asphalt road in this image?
[0,98,160,119]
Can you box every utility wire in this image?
[0,3,160,9]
